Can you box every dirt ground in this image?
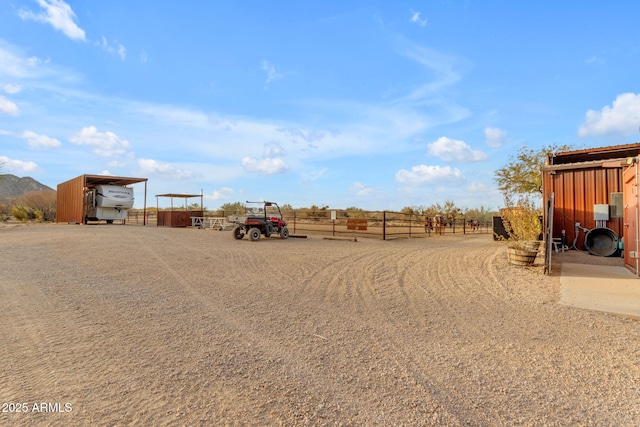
[1,223,638,426]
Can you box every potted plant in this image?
[500,194,543,265]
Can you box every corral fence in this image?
[281,210,491,240]
[127,209,491,240]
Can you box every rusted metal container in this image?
[542,143,640,251]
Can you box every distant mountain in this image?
[0,174,54,204]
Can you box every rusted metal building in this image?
[542,143,640,274]
[56,174,148,224]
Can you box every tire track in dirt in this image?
[3,226,639,425]
[126,231,420,423]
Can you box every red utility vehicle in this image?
[229,201,289,241]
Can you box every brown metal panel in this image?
[156,210,203,227]
[594,168,607,204]
[56,175,86,224]
[543,166,625,251]
[574,170,585,227]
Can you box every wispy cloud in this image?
[484,127,506,148]
[21,130,62,149]
[0,95,20,115]
[350,182,374,197]
[409,10,427,27]
[578,92,640,137]
[137,158,193,179]
[96,37,127,60]
[18,0,86,41]
[427,137,487,162]
[261,60,282,85]
[70,126,132,157]
[3,83,21,94]
[586,56,605,65]
[393,41,465,105]
[0,42,50,80]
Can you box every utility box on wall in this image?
[610,192,623,218]
[594,204,610,221]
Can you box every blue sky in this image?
[1,1,640,210]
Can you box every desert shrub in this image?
[14,190,57,222]
[11,205,32,222]
[34,209,45,222]
[0,202,10,221]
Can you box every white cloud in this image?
[96,36,126,60]
[427,136,487,162]
[242,157,290,174]
[0,156,38,173]
[350,182,374,196]
[137,158,193,179]
[484,127,506,148]
[468,182,487,192]
[261,60,282,84]
[0,95,19,115]
[206,187,235,201]
[19,0,86,41]
[410,10,427,27]
[70,126,131,157]
[241,141,291,174]
[395,165,463,185]
[578,93,640,137]
[107,160,126,168]
[21,130,62,149]
[3,84,21,94]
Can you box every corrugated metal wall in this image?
[56,175,86,224]
[543,167,623,250]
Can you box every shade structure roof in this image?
[155,193,202,198]
[549,142,640,165]
[82,174,148,187]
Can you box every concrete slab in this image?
[560,262,640,319]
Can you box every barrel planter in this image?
[507,246,538,266]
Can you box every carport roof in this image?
[550,142,640,165]
[82,174,148,187]
[155,193,202,198]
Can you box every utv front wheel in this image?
[248,227,261,241]
[233,226,245,240]
[280,226,289,239]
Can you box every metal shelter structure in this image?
[155,192,204,227]
[56,174,148,224]
[542,143,640,275]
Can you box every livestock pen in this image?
[128,208,491,240]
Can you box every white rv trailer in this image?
[85,184,134,224]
